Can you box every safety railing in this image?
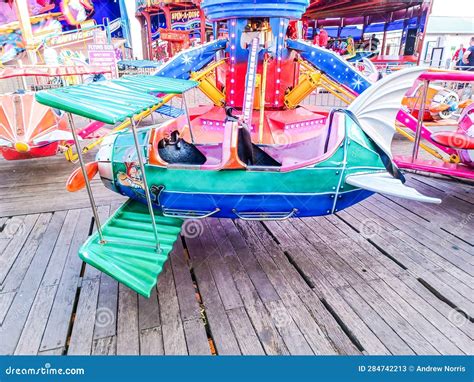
[301,89,348,109]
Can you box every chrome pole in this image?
[182,92,195,143]
[129,117,161,253]
[412,80,429,162]
[67,113,105,243]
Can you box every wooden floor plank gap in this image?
[366,239,408,271]
[88,216,95,237]
[283,251,315,289]
[181,235,217,355]
[380,194,431,223]
[451,194,474,206]
[78,216,95,280]
[413,175,473,194]
[258,221,281,245]
[417,278,474,323]
[319,297,365,353]
[335,213,408,271]
[64,281,85,353]
[439,227,474,247]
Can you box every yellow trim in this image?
[395,126,460,163]
[284,59,356,109]
[285,71,321,109]
[190,60,226,107]
[318,73,355,104]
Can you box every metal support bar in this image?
[412,80,429,162]
[129,117,161,253]
[67,113,105,244]
[258,56,268,144]
[181,92,195,143]
[232,208,298,221]
[161,207,220,219]
[396,127,445,161]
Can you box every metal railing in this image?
[0,74,68,94]
[302,89,348,109]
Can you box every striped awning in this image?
[35,75,198,125]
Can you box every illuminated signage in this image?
[159,28,190,42]
[171,9,200,23]
[46,28,99,47]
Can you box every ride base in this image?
[395,155,474,180]
[79,199,183,297]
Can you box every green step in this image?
[79,199,183,298]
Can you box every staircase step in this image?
[79,199,183,297]
[109,218,181,235]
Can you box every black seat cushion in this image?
[158,135,206,165]
[237,128,281,167]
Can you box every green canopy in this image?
[113,75,198,94]
[35,75,198,125]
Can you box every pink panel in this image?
[394,156,474,180]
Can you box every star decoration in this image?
[352,78,363,90]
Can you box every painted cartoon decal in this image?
[117,162,145,196]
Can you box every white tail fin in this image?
[348,67,425,157]
[345,172,441,204]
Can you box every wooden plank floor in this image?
[0,152,472,355]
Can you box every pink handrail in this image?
[418,70,474,82]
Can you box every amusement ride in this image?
[29,0,452,297]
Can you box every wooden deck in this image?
[0,153,472,356]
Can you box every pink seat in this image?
[199,121,246,170]
[262,113,345,172]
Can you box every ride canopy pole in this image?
[412,79,429,161]
[182,92,195,143]
[67,113,105,243]
[129,117,161,253]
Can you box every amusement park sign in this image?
[171,9,200,23]
[88,43,118,78]
[46,28,97,48]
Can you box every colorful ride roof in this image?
[306,0,424,19]
[35,75,198,124]
[201,0,310,20]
